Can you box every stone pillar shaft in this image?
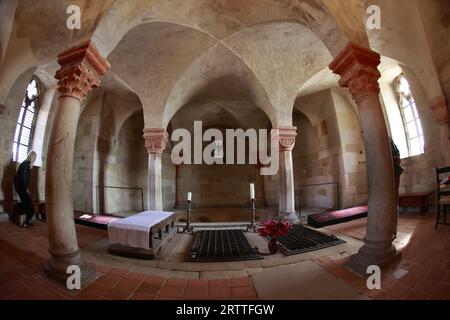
[329,42,399,274]
[45,42,109,285]
[277,127,298,223]
[143,128,168,211]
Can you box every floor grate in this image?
[277,225,346,255]
[185,229,262,262]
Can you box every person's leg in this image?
[17,190,33,226]
[22,192,34,224]
[16,190,28,226]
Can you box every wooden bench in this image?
[6,201,46,224]
[399,191,434,214]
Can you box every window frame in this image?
[13,76,41,163]
[395,74,424,158]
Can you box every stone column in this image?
[143,128,168,211]
[430,95,450,164]
[329,42,399,275]
[45,42,109,285]
[277,127,298,223]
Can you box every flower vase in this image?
[268,238,278,254]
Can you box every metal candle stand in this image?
[247,198,257,232]
[185,200,192,233]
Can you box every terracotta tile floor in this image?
[0,215,257,300]
[322,213,450,300]
[0,211,449,300]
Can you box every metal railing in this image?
[96,185,144,215]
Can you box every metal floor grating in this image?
[185,229,262,262]
[277,225,346,255]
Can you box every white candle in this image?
[187,192,192,202]
[250,183,255,199]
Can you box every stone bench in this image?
[399,191,434,214]
[107,211,177,259]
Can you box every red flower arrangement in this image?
[258,219,292,239]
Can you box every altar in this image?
[107,211,177,259]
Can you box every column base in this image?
[44,249,97,289]
[277,211,300,224]
[346,239,401,276]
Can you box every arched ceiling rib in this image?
[92,0,350,59]
[162,43,274,129]
[3,0,365,111]
[110,19,334,128]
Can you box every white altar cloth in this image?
[107,211,175,250]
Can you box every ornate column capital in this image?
[55,41,110,103]
[143,128,168,155]
[430,95,449,125]
[277,126,297,151]
[329,42,381,104]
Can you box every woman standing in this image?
[14,151,36,228]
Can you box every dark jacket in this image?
[14,160,31,193]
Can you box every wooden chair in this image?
[435,166,450,230]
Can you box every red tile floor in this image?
[0,212,449,300]
[0,216,257,300]
[322,213,450,300]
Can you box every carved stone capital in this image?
[277,127,297,151]
[55,41,110,103]
[430,95,449,125]
[329,42,381,104]
[143,128,168,155]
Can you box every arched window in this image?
[13,77,40,163]
[396,75,424,157]
[213,140,224,159]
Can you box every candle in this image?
[250,183,255,199]
[187,192,192,202]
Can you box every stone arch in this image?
[322,0,369,49]
[92,0,350,59]
[366,0,444,101]
[162,43,275,129]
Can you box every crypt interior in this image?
[1,0,450,300]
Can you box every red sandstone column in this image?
[329,42,399,274]
[277,127,298,223]
[143,128,168,211]
[45,42,109,285]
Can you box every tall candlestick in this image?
[250,183,255,200]
[186,192,192,233]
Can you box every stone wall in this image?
[293,91,341,210]
[176,163,256,208]
[72,93,103,213]
[99,111,148,214]
[72,101,177,214]
[331,88,368,208]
